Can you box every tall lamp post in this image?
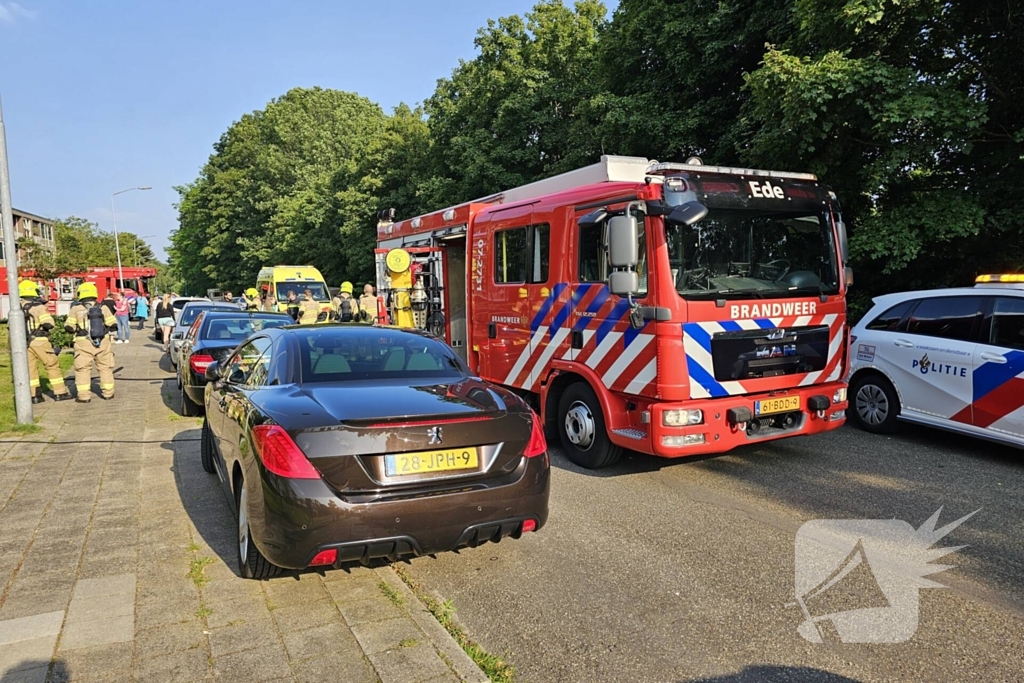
[111,186,151,291]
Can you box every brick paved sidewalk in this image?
[0,328,487,683]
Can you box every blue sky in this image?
[0,0,584,261]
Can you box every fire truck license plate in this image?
[755,396,801,416]
[385,448,479,477]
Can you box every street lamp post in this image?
[111,186,151,291]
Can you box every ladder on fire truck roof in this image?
[463,155,819,209]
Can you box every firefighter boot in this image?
[31,388,44,405]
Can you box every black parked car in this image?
[200,324,550,579]
[177,311,292,416]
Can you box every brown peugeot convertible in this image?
[200,324,550,578]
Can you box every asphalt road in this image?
[402,423,1024,682]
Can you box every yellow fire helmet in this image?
[18,280,40,298]
[340,281,353,294]
[77,282,99,300]
[245,287,258,297]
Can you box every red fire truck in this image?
[1,266,157,317]
[375,156,851,468]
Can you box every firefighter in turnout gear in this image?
[64,282,118,402]
[358,283,377,323]
[19,281,72,403]
[297,289,320,325]
[242,287,260,311]
[331,281,358,322]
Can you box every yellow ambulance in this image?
[256,265,332,321]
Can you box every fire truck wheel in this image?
[558,383,621,469]
[849,372,900,434]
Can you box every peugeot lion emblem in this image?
[767,328,786,341]
[428,426,443,445]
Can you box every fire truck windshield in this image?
[666,210,839,300]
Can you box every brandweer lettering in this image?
[730,301,817,319]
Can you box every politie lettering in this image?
[730,301,817,319]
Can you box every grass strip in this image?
[393,564,514,683]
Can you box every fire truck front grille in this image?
[710,325,829,381]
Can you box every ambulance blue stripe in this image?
[573,285,610,331]
[595,299,631,345]
[718,321,742,332]
[685,354,728,397]
[530,283,567,332]
[973,350,1024,401]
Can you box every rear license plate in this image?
[755,396,800,416]
[384,448,479,477]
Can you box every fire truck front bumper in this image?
[644,381,848,458]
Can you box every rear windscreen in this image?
[297,328,468,383]
[203,316,290,342]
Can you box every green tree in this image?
[171,87,390,293]
[593,0,794,163]
[741,0,1024,303]
[425,0,608,205]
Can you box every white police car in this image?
[848,275,1024,448]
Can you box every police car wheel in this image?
[200,418,216,474]
[557,382,621,469]
[849,373,900,434]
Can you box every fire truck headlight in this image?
[662,409,704,427]
[833,388,847,404]
[662,434,706,447]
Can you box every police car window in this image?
[906,297,983,342]
[989,297,1024,351]
[865,301,913,331]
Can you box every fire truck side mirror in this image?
[665,201,709,228]
[607,215,639,268]
[836,220,849,263]
[609,271,639,297]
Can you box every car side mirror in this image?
[205,361,222,382]
[666,201,709,227]
[170,332,183,340]
[607,215,639,268]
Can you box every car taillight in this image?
[251,425,321,479]
[190,354,215,374]
[523,413,547,458]
[309,549,337,567]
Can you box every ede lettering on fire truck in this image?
[375,156,852,469]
